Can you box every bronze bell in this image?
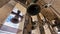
[27,4,41,16]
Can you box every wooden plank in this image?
[31,15,40,34]
[0,0,10,8]
[0,0,17,25]
[31,26,40,34]
[14,3,26,34]
[14,3,26,15]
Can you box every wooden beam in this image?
[0,0,10,8]
[0,0,17,25]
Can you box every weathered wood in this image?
[0,0,17,25]
[37,0,57,21]
[0,0,10,8]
